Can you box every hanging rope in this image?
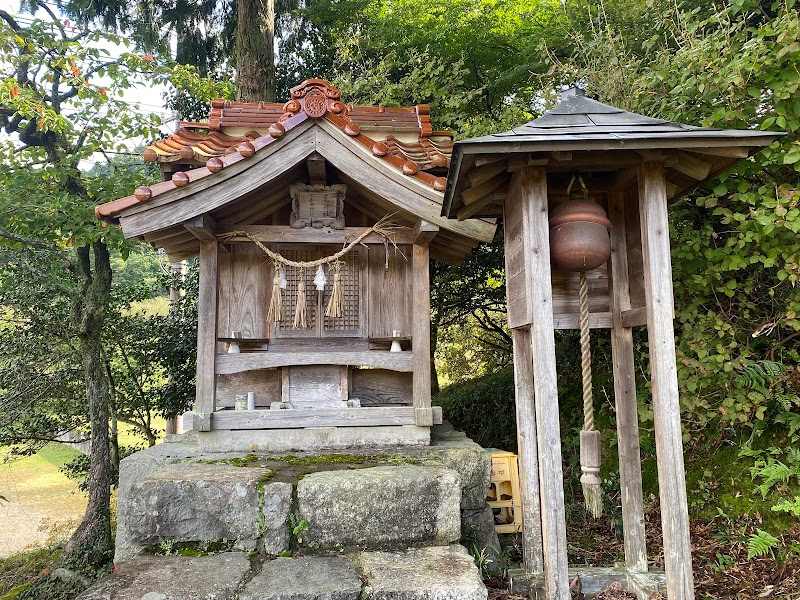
[579,270,603,518]
[293,269,307,329]
[267,263,284,323]
[325,261,344,318]
[218,214,400,270]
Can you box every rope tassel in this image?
[325,261,343,318]
[579,270,603,518]
[293,270,307,329]
[267,264,284,323]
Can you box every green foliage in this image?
[746,528,780,560]
[771,497,800,518]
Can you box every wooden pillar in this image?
[638,161,695,598]
[412,220,438,414]
[519,167,569,599]
[511,327,544,574]
[195,238,219,419]
[608,190,648,573]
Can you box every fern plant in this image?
[749,457,796,499]
[746,529,780,560]
[771,497,800,518]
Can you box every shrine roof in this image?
[96,79,453,222]
[442,87,784,219]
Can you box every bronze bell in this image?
[549,178,611,272]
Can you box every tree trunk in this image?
[63,241,114,569]
[236,0,275,102]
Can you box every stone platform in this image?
[79,545,486,600]
[114,423,498,565]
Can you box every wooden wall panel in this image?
[216,369,281,408]
[217,249,232,351]
[551,267,610,315]
[367,244,412,338]
[228,244,271,338]
[351,369,412,406]
[504,189,530,329]
[625,192,646,309]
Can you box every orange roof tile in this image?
[97,79,453,222]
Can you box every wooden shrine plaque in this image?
[290,184,346,229]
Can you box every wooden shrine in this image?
[442,88,783,599]
[97,79,495,447]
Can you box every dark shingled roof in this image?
[442,87,784,218]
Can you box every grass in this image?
[0,444,87,558]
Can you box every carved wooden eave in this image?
[96,79,495,265]
[442,88,785,220]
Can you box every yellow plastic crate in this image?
[487,451,523,533]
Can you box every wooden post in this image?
[608,191,648,573]
[195,238,219,418]
[511,327,544,574]
[411,220,437,410]
[517,167,569,599]
[638,161,695,599]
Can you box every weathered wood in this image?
[412,242,432,409]
[473,153,508,166]
[691,146,750,158]
[516,167,570,598]
[196,239,219,414]
[351,369,412,406]
[281,367,290,403]
[228,244,269,338]
[307,153,327,185]
[512,328,545,575]
[287,365,346,408]
[621,306,648,328]
[456,186,507,221]
[216,369,281,408]
[461,172,508,205]
[412,220,439,245]
[552,268,611,316]
[466,161,508,187]
[552,312,613,329]
[216,351,414,374]
[504,175,531,328]
[212,406,420,429]
[608,191,648,573]
[663,150,711,181]
[221,225,414,245]
[415,407,434,426]
[367,244,412,338]
[184,214,217,241]
[182,412,211,432]
[119,123,318,238]
[638,161,695,599]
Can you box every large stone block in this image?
[77,553,251,600]
[261,481,292,555]
[124,464,267,551]
[429,424,492,510]
[297,465,460,550]
[239,556,362,600]
[360,545,487,600]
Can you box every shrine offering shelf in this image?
[210,406,443,430]
[215,350,413,374]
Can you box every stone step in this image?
[79,545,487,600]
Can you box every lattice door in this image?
[274,245,363,337]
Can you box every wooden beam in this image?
[663,150,711,181]
[691,146,750,159]
[217,351,414,374]
[466,161,508,187]
[551,312,613,329]
[412,220,439,246]
[461,172,508,205]
[665,182,678,199]
[551,151,572,161]
[184,214,217,241]
[638,161,695,599]
[456,186,507,221]
[608,191,648,573]
[516,167,570,598]
[307,153,327,185]
[512,328,544,574]
[195,239,218,415]
[621,306,647,328]
[474,153,508,167]
[212,406,421,429]
[220,225,414,245]
[412,242,432,410]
